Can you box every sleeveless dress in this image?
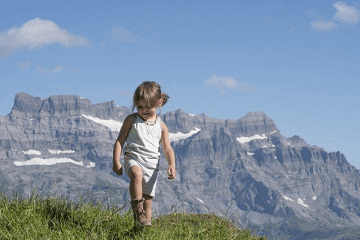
[123,114,162,196]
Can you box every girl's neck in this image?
[138,113,157,123]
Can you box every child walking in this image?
[113,81,176,227]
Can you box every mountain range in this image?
[1,92,360,240]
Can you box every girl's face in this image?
[136,98,159,121]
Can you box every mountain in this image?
[1,92,360,239]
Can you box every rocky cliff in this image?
[1,92,360,239]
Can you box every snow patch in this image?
[312,196,317,201]
[270,130,277,134]
[195,197,204,204]
[262,144,275,148]
[283,195,294,202]
[284,196,310,208]
[48,150,75,154]
[247,152,254,156]
[297,198,309,208]
[169,127,201,142]
[81,115,122,132]
[87,162,96,168]
[14,158,95,168]
[23,150,41,155]
[189,114,196,117]
[237,134,267,144]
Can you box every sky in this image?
[0,0,359,169]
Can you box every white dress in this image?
[123,114,162,196]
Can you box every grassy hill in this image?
[0,192,266,240]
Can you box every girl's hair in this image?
[132,81,169,112]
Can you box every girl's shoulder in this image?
[123,113,138,125]
[160,121,169,132]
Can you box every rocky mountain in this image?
[1,92,360,239]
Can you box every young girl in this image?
[113,81,176,227]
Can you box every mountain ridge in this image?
[1,92,360,240]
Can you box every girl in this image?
[113,81,176,227]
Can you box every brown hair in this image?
[132,81,169,112]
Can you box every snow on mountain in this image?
[283,195,294,202]
[81,114,201,142]
[48,150,75,154]
[13,158,95,168]
[81,114,122,132]
[236,134,267,144]
[23,150,42,155]
[196,197,205,204]
[283,195,309,208]
[169,127,201,142]
[297,198,309,208]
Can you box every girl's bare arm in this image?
[113,114,135,175]
[161,122,176,179]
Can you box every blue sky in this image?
[1,0,359,169]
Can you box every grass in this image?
[0,192,266,240]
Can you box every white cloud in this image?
[310,2,359,31]
[333,2,360,24]
[38,64,78,74]
[310,20,338,31]
[116,90,133,98]
[38,65,65,74]
[205,75,257,93]
[0,18,89,56]
[17,61,32,71]
[205,75,239,90]
[112,26,136,43]
[240,83,258,93]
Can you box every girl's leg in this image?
[143,194,153,221]
[128,165,151,227]
[128,165,143,200]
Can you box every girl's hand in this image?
[113,164,123,176]
[167,165,176,179]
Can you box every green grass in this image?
[0,192,266,240]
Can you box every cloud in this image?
[112,26,136,43]
[240,83,258,93]
[17,61,32,71]
[38,65,78,74]
[116,90,133,98]
[333,1,360,24]
[205,75,257,93]
[310,2,359,31]
[205,75,239,89]
[310,20,338,31]
[0,18,89,56]
[38,65,64,74]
